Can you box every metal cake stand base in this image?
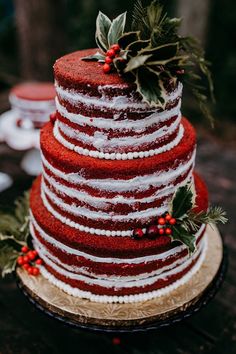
[16,226,227,333]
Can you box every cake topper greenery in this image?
[82,0,215,125]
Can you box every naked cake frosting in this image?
[27,2,226,303]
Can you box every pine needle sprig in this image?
[182,206,228,233]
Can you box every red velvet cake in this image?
[10,82,55,129]
[27,47,213,303]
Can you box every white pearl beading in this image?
[53,121,184,160]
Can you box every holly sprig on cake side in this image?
[0,193,43,277]
[132,185,227,253]
[82,0,215,124]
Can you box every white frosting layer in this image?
[34,235,204,283]
[57,113,181,151]
[30,215,206,264]
[34,238,204,288]
[53,120,184,160]
[41,185,168,222]
[10,94,55,123]
[42,169,192,209]
[55,81,183,112]
[56,97,181,132]
[38,236,207,303]
[41,149,196,193]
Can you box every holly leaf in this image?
[95,11,112,53]
[81,52,105,62]
[0,243,18,277]
[172,225,196,254]
[108,12,127,47]
[143,42,179,61]
[135,66,166,107]
[124,54,152,72]
[126,39,150,55]
[171,185,195,219]
[118,31,141,50]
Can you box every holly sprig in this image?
[82,0,215,124]
[169,184,227,252]
[0,192,30,277]
[133,184,227,254]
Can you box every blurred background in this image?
[0,1,235,354]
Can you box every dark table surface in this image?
[0,118,235,354]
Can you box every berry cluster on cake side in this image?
[27,2,227,303]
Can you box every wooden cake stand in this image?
[16,225,227,333]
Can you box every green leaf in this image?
[172,225,196,254]
[135,66,166,107]
[81,52,105,62]
[108,12,127,47]
[171,185,195,218]
[95,11,112,53]
[142,42,179,59]
[126,39,150,55]
[118,31,141,49]
[0,243,18,277]
[0,192,29,245]
[0,234,25,247]
[124,54,152,72]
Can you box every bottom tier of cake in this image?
[30,173,208,303]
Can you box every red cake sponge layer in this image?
[30,172,208,259]
[54,49,135,97]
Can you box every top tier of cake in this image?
[53,49,183,160]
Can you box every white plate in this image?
[0,110,40,150]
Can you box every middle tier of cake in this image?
[39,117,196,235]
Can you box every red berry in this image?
[103,63,111,74]
[111,44,120,53]
[105,56,113,64]
[32,250,38,257]
[50,112,57,124]
[27,250,36,261]
[165,214,172,222]
[23,263,30,270]
[32,267,40,276]
[27,267,34,275]
[159,228,165,235]
[23,256,30,264]
[169,218,176,225]
[17,256,24,266]
[112,337,121,345]
[133,228,144,239]
[147,225,159,238]
[21,246,29,253]
[106,49,116,58]
[36,258,43,265]
[165,228,172,235]
[158,217,166,226]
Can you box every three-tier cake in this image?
[29,48,209,303]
